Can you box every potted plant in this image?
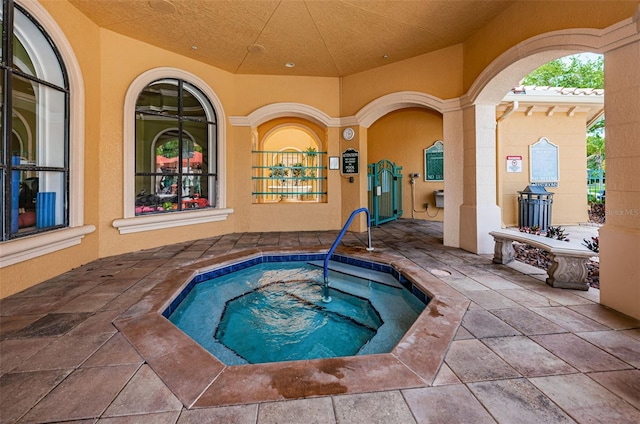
[269,163,289,185]
[290,162,305,185]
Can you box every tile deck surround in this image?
[1,220,639,423]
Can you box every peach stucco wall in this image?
[341,44,464,115]
[462,1,639,92]
[497,112,590,227]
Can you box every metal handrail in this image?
[322,207,374,302]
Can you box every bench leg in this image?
[493,237,515,264]
[546,254,590,290]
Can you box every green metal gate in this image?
[367,160,403,226]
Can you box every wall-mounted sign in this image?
[506,155,523,173]
[329,156,339,170]
[424,140,444,181]
[530,137,559,187]
[341,148,359,174]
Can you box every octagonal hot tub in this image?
[165,257,427,365]
[115,247,469,408]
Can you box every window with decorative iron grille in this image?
[252,149,327,203]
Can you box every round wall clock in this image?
[342,127,355,141]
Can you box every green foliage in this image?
[156,140,203,158]
[587,118,605,170]
[583,236,599,253]
[269,163,289,178]
[522,55,603,89]
[546,226,569,241]
[290,163,305,179]
[156,140,180,158]
[519,225,541,235]
[523,54,606,172]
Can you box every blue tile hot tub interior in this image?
[164,254,430,365]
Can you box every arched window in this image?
[113,69,230,235]
[1,0,69,240]
[134,78,217,215]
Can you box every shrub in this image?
[588,202,605,224]
[519,225,541,235]
[583,236,599,253]
[546,226,569,241]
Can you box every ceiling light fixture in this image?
[148,0,176,14]
[247,44,266,54]
[383,54,389,60]
[192,45,198,50]
[285,62,295,68]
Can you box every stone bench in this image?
[489,230,597,291]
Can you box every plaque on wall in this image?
[424,140,444,181]
[341,148,359,174]
[529,137,559,186]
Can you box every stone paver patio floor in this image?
[1,220,639,423]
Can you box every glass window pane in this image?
[0,76,3,159]
[12,170,37,234]
[36,170,65,227]
[208,176,217,208]
[135,80,179,116]
[135,175,179,215]
[13,74,66,167]
[181,174,210,209]
[12,170,65,235]
[13,34,36,77]
[0,8,4,63]
[182,120,209,173]
[182,82,212,122]
[136,114,180,174]
[14,7,65,87]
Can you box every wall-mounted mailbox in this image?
[434,190,444,208]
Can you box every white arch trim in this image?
[1,0,95,268]
[465,11,640,106]
[113,67,232,235]
[354,91,458,128]
[229,102,341,128]
[261,123,323,151]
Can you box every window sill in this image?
[0,225,96,268]
[112,208,234,235]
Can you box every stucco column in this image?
[459,103,502,254]
[600,39,640,320]
[443,109,463,248]
[340,126,368,231]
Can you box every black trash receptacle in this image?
[518,185,554,232]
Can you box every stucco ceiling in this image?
[67,0,516,77]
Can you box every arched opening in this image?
[465,23,640,318]
[495,53,604,230]
[253,121,327,203]
[368,107,444,223]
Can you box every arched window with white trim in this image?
[134,78,217,215]
[1,0,69,240]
